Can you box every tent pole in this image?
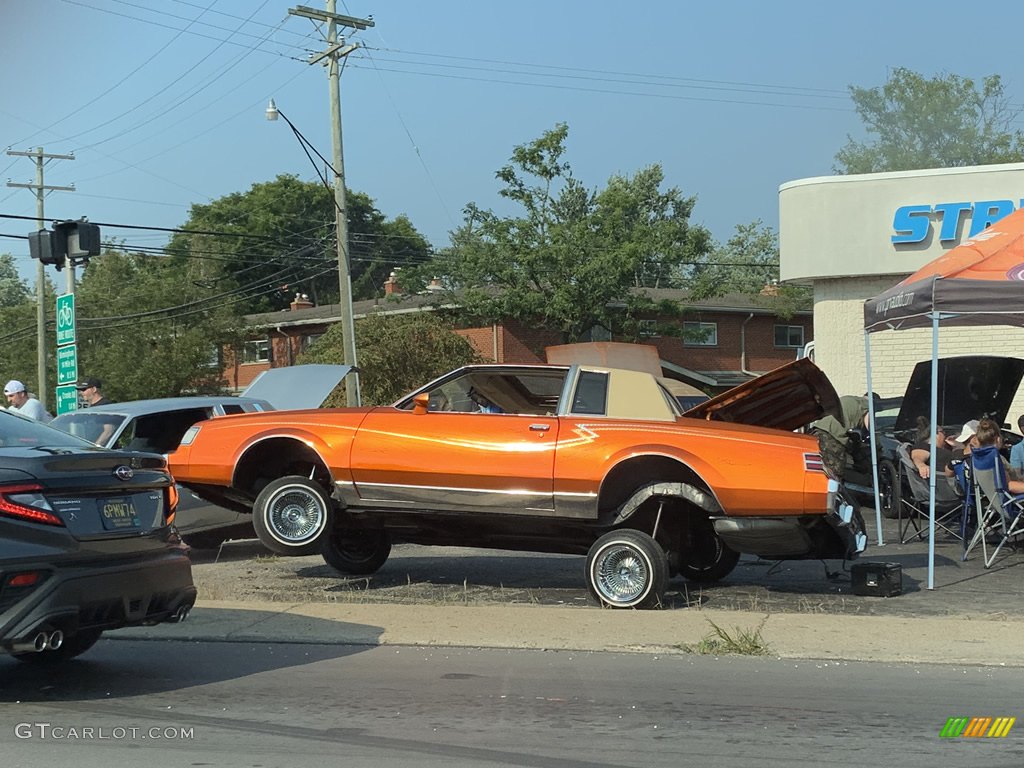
[864,331,884,546]
[928,313,939,590]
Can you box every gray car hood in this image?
[242,364,352,410]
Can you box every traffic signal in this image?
[27,229,65,270]
[27,220,101,271]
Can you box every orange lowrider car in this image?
[169,359,866,608]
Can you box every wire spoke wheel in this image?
[253,476,331,555]
[586,530,667,609]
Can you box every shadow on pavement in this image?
[0,608,382,702]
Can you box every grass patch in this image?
[681,617,772,656]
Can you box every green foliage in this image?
[687,220,810,319]
[0,254,30,309]
[298,312,482,406]
[689,220,779,299]
[71,249,245,401]
[415,124,712,342]
[835,68,1024,173]
[681,617,772,656]
[0,301,51,401]
[168,175,431,312]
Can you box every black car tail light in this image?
[0,484,64,526]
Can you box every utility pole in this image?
[6,148,75,411]
[288,2,372,407]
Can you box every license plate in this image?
[100,498,140,530]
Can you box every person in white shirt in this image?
[4,380,53,423]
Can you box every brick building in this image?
[224,282,812,396]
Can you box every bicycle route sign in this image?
[56,293,76,346]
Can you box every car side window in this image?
[571,371,608,415]
[119,409,211,454]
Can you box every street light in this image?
[265,98,360,405]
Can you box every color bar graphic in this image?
[940,716,1015,738]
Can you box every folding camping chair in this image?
[895,443,964,544]
[962,444,1024,568]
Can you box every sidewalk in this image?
[116,516,1024,666]
[119,599,1024,666]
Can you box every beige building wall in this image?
[780,163,1024,425]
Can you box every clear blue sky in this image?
[2,0,1021,281]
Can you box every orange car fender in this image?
[228,425,354,489]
[588,434,820,518]
[594,442,725,502]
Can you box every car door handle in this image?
[529,423,551,432]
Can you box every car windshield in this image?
[0,409,94,448]
[50,411,128,446]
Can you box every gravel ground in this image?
[185,528,1010,618]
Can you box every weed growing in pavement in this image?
[681,616,772,656]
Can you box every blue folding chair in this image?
[950,459,975,560]
[962,444,1024,567]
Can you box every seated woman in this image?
[974,418,1024,494]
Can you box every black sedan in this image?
[0,410,196,663]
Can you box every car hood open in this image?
[683,358,841,432]
[242,364,352,411]
[894,356,1024,432]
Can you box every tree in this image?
[0,253,30,309]
[168,175,431,313]
[416,124,712,343]
[835,68,1024,174]
[72,249,245,401]
[688,221,811,319]
[298,312,482,406]
[689,221,780,299]
[0,273,52,400]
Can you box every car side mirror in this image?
[412,393,429,415]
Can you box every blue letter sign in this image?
[892,199,1023,244]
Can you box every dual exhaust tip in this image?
[11,629,64,654]
[10,604,192,653]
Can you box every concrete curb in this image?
[114,599,1024,666]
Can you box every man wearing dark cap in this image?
[76,377,112,408]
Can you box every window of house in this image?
[774,325,805,348]
[683,321,717,347]
[301,333,323,352]
[638,319,660,338]
[242,339,271,364]
[204,346,222,369]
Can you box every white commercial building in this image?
[779,162,1024,419]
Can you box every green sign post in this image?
[56,345,78,385]
[56,384,78,416]
[55,293,78,413]
[56,293,76,346]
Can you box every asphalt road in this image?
[2,638,1022,767]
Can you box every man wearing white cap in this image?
[4,380,52,423]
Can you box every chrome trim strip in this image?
[333,480,598,518]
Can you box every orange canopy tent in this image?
[862,207,1024,588]
[865,207,1024,332]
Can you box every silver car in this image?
[49,364,351,548]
